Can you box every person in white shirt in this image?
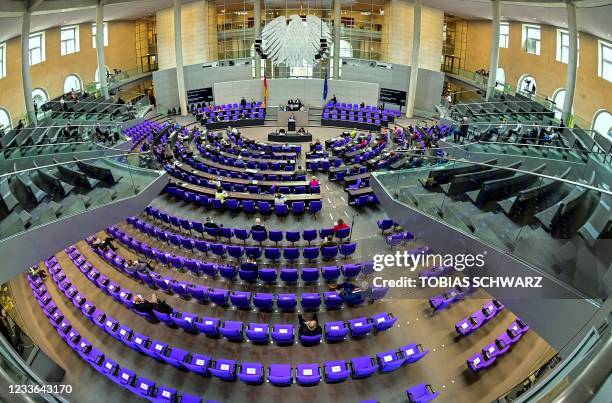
[274,193,287,206]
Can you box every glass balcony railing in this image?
[85,64,158,96]
[0,151,165,242]
[0,123,130,162]
[373,142,611,302]
[444,68,596,132]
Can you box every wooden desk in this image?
[193,155,297,177]
[175,163,309,188]
[170,179,321,202]
[196,137,297,159]
[346,186,374,201]
[225,136,302,155]
[200,144,296,165]
[344,172,371,184]
[327,163,361,180]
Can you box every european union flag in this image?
[323,72,328,101]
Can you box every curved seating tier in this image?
[466,318,530,373]
[225,131,302,155]
[166,165,318,196]
[143,206,351,246]
[455,300,505,336]
[59,249,396,347]
[27,271,211,403]
[107,225,367,286]
[196,138,297,167]
[164,184,323,216]
[39,255,426,387]
[201,134,300,160]
[126,120,167,152]
[95,232,388,309]
[126,216,356,259]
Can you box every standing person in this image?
[148,90,157,109]
[459,117,469,143]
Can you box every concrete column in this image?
[562,1,578,123]
[332,0,341,80]
[486,0,501,100]
[174,0,188,115]
[21,10,37,125]
[254,0,261,79]
[405,0,421,118]
[95,2,109,99]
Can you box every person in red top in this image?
[333,218,349,233]
[309,176,320,187]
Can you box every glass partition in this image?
[373,148,612,302]
[0,151,164,242]
[0,122,129,162]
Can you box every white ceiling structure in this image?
[0,0,610,44]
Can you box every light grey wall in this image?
[153,65,252,109]
[213,79,379,108]
[340,63,444,113]
[0,174,168,284]
[153,61,444,112]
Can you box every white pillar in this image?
[486,0,501,100]
[21,11,37,125]
[95,2,109,99]
[174,0,188,115]
[562,1,578,123]
[332,0,341,80]
[254,0,261,79]
[405,0,421,118]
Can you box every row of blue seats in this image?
[108,226,370,286]
[166,186,323,216]
[90,237,389,310]
[28,272,210,403]
[60,249,394,346]
[40,257,429,387]
[143,205,351,245]
[124,219,357,262]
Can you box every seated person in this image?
[297,314,322,337]
[274,193,287,206]
[297,127,306,134]
[320,235,337,250]
[91,236,117,252]
[309,176,320,187]
[214,187,228,203]
[133,293,157,315]
[310,139,322,151]
[250,218,267,234]
[240,256,258,275]
[333,218,349,233]
[329,281,368,304]
[203,217,220,234]
[508,120,523,138]
[130,259,153,273]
